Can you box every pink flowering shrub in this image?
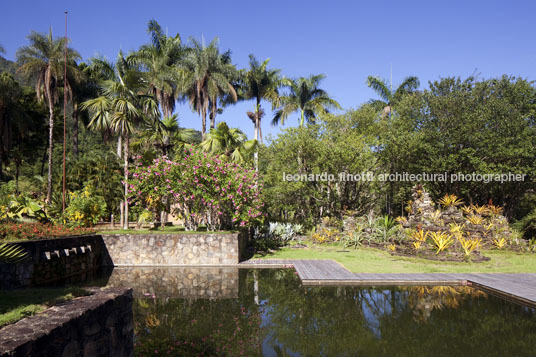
[128,150,264,231]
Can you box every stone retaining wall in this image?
[0,287,133,356]
[106,267,239,299]
[0,235,111,289]
[101,231,248,266]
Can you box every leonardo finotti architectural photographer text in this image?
[282,172,526,183]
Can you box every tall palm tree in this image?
[242,54,281,144]
[181,38,237,139]
[82,51,157,229]
[16,29,81,203]
[201,121,257,164]
[366,75,420,118]
[272,74,340,127]
[129,19,183,120]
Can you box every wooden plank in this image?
[240,259,536,306]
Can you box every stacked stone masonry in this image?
[0,287,134,357]
[101,232,248,266]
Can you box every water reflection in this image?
[96,268,536,356]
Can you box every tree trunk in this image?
[210,99,217,130]
[15,158,20,194]
[201,112,207,140]
[258,117,263,144]
[46,100,54,204]
[72,102,79,156]
[116,135,122,158]
[123,134,129,230]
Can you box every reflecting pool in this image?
[96,268,536,356]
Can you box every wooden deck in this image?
[240,259,536,307]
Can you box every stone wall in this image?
[101,231,248,266]
[105,267,239,299]
[0,287,133,357]
[0,235,111,289]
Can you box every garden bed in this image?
[389,243,491,263]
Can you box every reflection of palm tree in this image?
[366,75,419,119]
[16,29,81,203]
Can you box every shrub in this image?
[64,185,107,227]
[128,151,264,231]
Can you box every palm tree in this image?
[16,29,81,203]
[181,38,237,139]
[242,54,281,144]
[366,75,419,118]
[272,74,340,127]
[129,19,183,120]
[82,51,157,229]
[200,122,257,164]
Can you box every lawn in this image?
[0,287,89,328]
[255,245,536,273]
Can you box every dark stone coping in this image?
[0,287,133,356]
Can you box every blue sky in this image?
[2,0,535,140]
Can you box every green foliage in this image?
[272,74,341,127]
[0,243,28,263]
[128,151,264,231]
[514,208,536,240]
[200,121,257,164]
[373,215,398,243]
[261,109,380,227]
[340,224,366,249]
[64,185,107,227]
[383,76,536,218]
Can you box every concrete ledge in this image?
[0,287,133,356]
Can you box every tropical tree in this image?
[181,38,237,138]
[132,114,197,158]
[242,54,281,144]
[200,122,257,164]
[16,29,81,203]
[366,75,420,119]
[82,51,158,229]
[129,19,183,120]
[272,74,340,127]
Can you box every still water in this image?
[93,268,536,356]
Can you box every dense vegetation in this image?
[0,19,535,242]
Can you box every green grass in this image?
[99,226,233,235]
[0,287,90,327]
[255,245,536,273]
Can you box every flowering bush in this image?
[64,185,107,227]
[128,150,264,230]
[0,222,95,241]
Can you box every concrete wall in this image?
[101,231,248,266]
[0,287,133,357]
[106,267,239,299]
[0,235,112,289]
